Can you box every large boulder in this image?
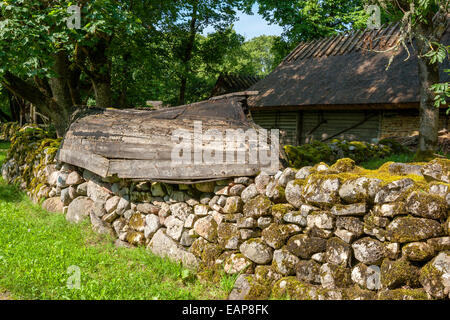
[165,216,185,241]
[243,195,272,218]
[66,197,94,223]
[285,180,305,208]
[351,263,381,291]
[421,159,450,183]
[286,235,327,259]
[148,229,198,269]
[380,258,420,289]
[296,260,321,284]
[405,191,447,220]
[262,223,300,249]
[241,184,259,203]
[319,263,352,289]
[239,239,273,264]
[352,237,385,265]
[402,242,435,262]
[325,237,352,267]
[339,177,382,204]
[193,216,218,242]
[228,274,270,300]
[419,252,450,299]
[303,178,340,208]
[272,248,300,276]
[386,217,443,243]
[42,197,64,213]
[374,179,415,204]
[170,203,193,221]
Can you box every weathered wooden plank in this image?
[56,149,110,178]
[108,160,272,180]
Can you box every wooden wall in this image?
[251,110,382,145]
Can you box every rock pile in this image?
[1,130,450,300]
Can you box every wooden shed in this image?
[248,23,450,146]
[57,92,279,182]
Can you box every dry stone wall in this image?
[2,133,450,300]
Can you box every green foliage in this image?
[246,0,369,59]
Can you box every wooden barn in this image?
[248,23,450,146]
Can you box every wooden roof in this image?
[248,23,450,110]
[57,92,278,182]
[211,74,262,97]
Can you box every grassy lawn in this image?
[358,153,415,170]
[0,143,235,300]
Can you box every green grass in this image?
[0,144,234,300]
[359,153,415,170]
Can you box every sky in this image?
[203,4,284,40]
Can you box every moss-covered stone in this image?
[402,242,435,262]
[419,252,450,299]
[377,288,430,300]
[386,216,443,243]
[380,258,420,289]
[271,203,295,222]
[243,195,272,218]
[272,277,342,300]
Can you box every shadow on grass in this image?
[0,183,23,203]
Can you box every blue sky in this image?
[203,5,283,40]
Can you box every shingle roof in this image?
[248,23,450,110]
[211,74,262,97]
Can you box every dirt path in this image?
[0,291,12,300]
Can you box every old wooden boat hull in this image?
[57,92,279,182]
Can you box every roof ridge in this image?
[283,22,408,62]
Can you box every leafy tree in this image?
[0,0,175,136]
[244,0,369,57]
[368,0,449,156]
[166,0,245,105]
[236,35,279,75]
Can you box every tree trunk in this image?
[85,38,113,108]
[178,2,198,106]
[2,51,78,138]
[92,80,112,108]
[417,55,440,154]
[415,19,443,157]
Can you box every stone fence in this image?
[1,131,450,300]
